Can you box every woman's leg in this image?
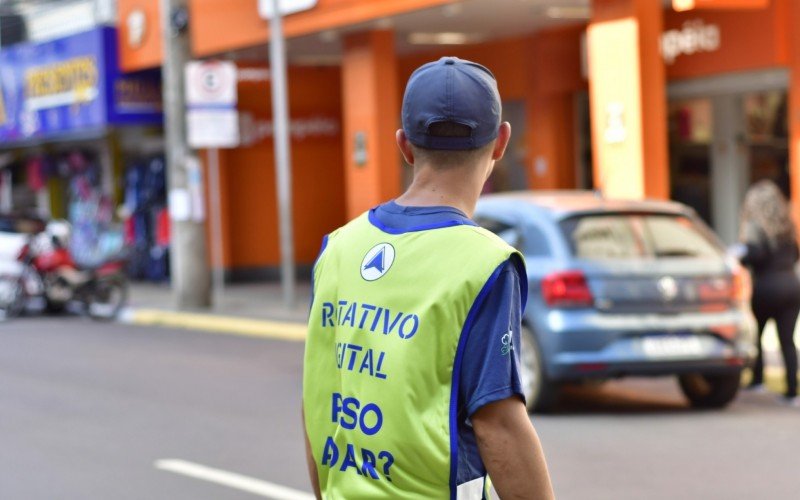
[750,304,770,387]
[775,305,800,398]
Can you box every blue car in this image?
[474,191,757,412]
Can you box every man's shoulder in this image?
[457,225,519,256]
[327,212,371,240]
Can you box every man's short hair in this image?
[410,121,495,169]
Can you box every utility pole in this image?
[268,0,296,308]
[160,0,211,308]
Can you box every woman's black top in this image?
[741,227,800,311]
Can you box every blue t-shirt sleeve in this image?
[459,257,526,418]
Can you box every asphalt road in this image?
[1,317,798,500]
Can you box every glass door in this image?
[743,90,789,197]
[668,98,713,225]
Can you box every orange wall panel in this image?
[533,26,586,95]
[527,26,586,190]
[216,66,346,270]
[527,93,577,190]
[118,0,163,72]
[341,31,401,218]
[788,0,800,226]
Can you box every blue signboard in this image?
[0,27,162,145]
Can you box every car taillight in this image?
[542,271,594,308]
[731,266,752,303]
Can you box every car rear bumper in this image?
[532,307,757,381]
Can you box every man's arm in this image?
[472,397,554,500]
[302,407,322,499]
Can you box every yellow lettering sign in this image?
[24,56,98,103]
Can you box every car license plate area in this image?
[641,334,705,359]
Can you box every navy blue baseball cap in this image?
[402,57,502,151]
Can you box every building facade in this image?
[106,0,800,278]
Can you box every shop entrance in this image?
[668,69,789,244]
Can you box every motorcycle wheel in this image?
[86,275,129,321]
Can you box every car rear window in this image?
[560,213,721,260]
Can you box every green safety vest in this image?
[303,211,521,499]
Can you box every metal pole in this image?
[268,0,296,309]
[160,0,211,308]
[207,148,226,301]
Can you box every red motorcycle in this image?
[1,230,128,320]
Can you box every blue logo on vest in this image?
[361,243,395,281]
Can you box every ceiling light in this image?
[545,6,591,19]
[672,0,695,11]
[374,17,394,29]
[441,3,463,17]
[408,32,483,45]
[318,30,338,43]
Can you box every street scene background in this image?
[3,0,800,499]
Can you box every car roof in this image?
[477,190,693,220]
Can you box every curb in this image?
[119,308,307,342]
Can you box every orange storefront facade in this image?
[117,0,800,278]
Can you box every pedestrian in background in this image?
[738,179,800,406]
[302,57,554,499]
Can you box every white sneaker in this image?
[743,383,767,393]
[778,396,800,408]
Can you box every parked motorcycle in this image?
[0,222,129,321]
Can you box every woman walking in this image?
[739,179,800,405]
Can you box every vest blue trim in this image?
[449,261,507,500]
[309,234,329,310]
[368,207,478,234]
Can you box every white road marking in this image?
[155,459,315,500]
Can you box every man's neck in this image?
[395,164,486,217]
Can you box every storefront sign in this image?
[185,60,239,148]
[238,112,340,146]
[0,27,162,144]
[661,19,721,65]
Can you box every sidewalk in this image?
[120,281,312,341]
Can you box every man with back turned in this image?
[302,56,554,499]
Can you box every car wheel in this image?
[678,372,742,409]
[519,325,559,413]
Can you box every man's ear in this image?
[491,122,511,161]
[396,129,415,166]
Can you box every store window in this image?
[743,90,789,198]
[668,98,713,224]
